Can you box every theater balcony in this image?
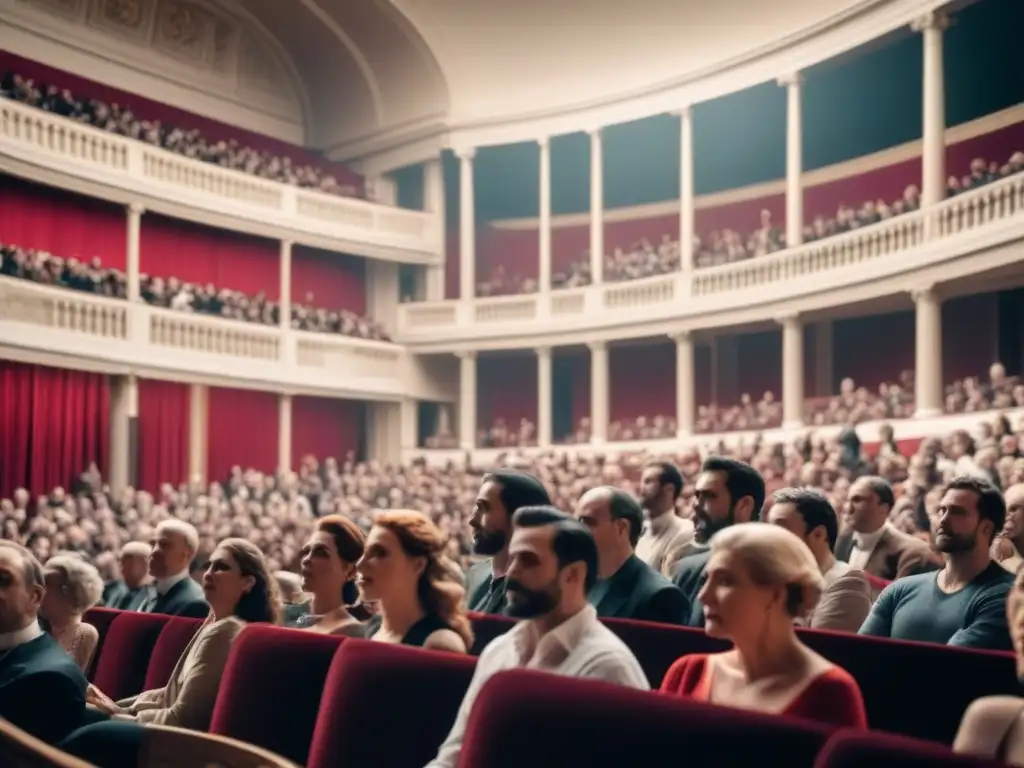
[397,170,1024,350]
[0,99,440,265]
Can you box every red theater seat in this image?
[82,607,121,682]
[603,617,728,687]
[458,669,834,768]
[143,617,204,690]
[814,729,1009,768]
[797,629,1017,744]
[209,625,343,765]
[90,611,170,701]
[307,639,476,768]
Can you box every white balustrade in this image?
[0,98,438,259]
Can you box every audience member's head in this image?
[1001,483,1024,549]
[767,488,840,567]
[150,520,199,579]
[692,457,766,543]
[639,461,684,518]
[0,541,44,634]
[846,476,895,534]
[40,553,104,624]
[1007,566,1024,679]
[471,470,551,557]
[274,571,303,605]
[300,514,365,607]
[505,506,597,621]
[118,541,151,589]
[201,538,281,624]
[701,523,824,643]
[574,486,643,577]
[934,477,1006,556]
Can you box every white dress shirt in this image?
[425,604,649,768]
[0,619,42,650]
[848,523,890,570]
[154,570,190,596]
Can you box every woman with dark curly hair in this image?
[358,510,472,653]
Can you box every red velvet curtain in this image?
[206,387,278,481]
[0,361,109,498]
[140,215,280,299]
[291,246,366,315]
[291,396,363,467]
[137,379,190,493]
[0,175,127,269]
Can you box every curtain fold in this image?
[0,361,109,498]
[291,396,362,467]
[137,379,190,493]
[206,387,278,482]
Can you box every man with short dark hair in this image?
[672,457,766,626]
[636,461,696,577]
[464,470,552,615]
[837,475,937,580]
[860,477,1014,650]
[0,541,86,744]
[768,488,872,632]
[425,506,648,768]
[575,486,688,624]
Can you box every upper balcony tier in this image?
[398,171,1024,351]
[0,98,441,265]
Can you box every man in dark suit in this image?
[464,470,552,615]
[141,520,209,618]
[0,541,86,744]
[837,476,939,581]
[673,457,766,626]
[102,541,152,612]
[575,486,689,624]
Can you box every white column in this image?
[778,73,804,248]
[457,149,476,300]
[278,394,292,476]
[108,374,138,494]
[678,107,695,272]
[367,176,398,206]
[536,346,553,447]
[814,320,834,397]
[279,240,292,331]
[589,129,604,284]
[458,351,477,450]
[589,341,609,444]
[674,331,695,437]
[779,314,805,429]
[188,384,208,486]
[914,286,944,417]
[126,203,143,302]
[423,158,446,302]
[538,137,552,292]
[913,11,949,207]
[400,399,418,452]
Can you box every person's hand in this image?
[86,684,120,715]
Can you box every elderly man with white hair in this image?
[141,520,208,618]
[103,541,153,612]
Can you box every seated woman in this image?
[41,553,104,672]
[288,515,367,637]
[660,523,867,728]
[358,510,472,653]
[954,563,1024,765]
[61,538,282,767]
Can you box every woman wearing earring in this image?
[660,524,867,728]
[357,510,472,653]
[291,515,367,637]
[41,553,105,672]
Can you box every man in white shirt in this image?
[141,520,208,618]
[767,488,872,632]
[635,461,697,577]
[425,506,649,768]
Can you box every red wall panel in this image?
[476,355,538,428]
[140,215,279,298]
[477,226,539,284]
[0,175,126,269]
[291,396,362,466]
[137,379,189,493]
[734,331,783,400]
[833,312,915,391]
[291,247,366,314]
[0,51,363,193]
[609,343,675,421]
[206,387,278,480]
[570,352,591,429]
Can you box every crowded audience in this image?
[0,71,359,198]
[0,241,392,342]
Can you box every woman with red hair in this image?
[357,510,472,653]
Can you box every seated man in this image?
[575,486,689,624]
[768,488,872,632]
[0,541,86,744]
[103,541,152,612]
[860,477,1014,650]
[142,520,209,618]
[425,506,649,768]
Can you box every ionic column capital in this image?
[911,284,939,304]
[777,72,804,89]
[588,340,607,353]
[455,147,476,162]
[774,312,801,328]
[670,330,692,345]
[127,202,145,216]
[456,350,478,361]
[535,346,552,358]
[911,10,950,33]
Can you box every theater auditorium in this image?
[0,0,1023,764]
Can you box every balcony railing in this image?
[0,98,440,260]
[398,170,1024,344]
[0,277,417,400]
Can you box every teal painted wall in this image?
[394,0,1021,223]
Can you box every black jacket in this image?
[591,555,690,625]
[672,550,712,627]
[0,632,86,744]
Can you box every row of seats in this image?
[83,608,1018,767]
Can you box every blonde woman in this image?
[660,523,867,728]
[41,553,104,671]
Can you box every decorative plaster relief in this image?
[87,0,150,38]
[16,0,83,20]
[153,0,208,61]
